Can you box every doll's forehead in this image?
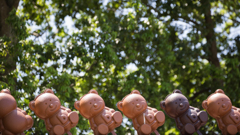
[207,94,230,103]
[124,94,144,101]
[80,93,103,102]
[86,93,101,99]
[165,93,187,102]
[207,93,229,101]
[35,93,58,101]
[122,95,146,106]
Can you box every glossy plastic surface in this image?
[0,89,33,135]
[203,89,239,135]
[161,90,208,135]
[117,90,165,135]
[29,89,79,135]
[75,90,122,135]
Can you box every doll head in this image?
[29,89,61,119]
[74,90,105,119]
[202,89,232,118]
[0,89,17,118]
[160,90,189,118]
[117,90,147,119]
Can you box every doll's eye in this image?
[90,102,92,104]
[50,99,51,101]
[175,102,177,104]
[132,102,134,104]
[136,99,138,101]
[218,103,220,104]
[45,103,47,105]
[94,99,96,101]
[222,100,224,101]
[179,99,181,101]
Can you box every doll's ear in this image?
[215,89,224,94]
[74,101,80,110]
[29,101,36,111]
[202,100,208,110]
[1,89,11,94]
[89,89,98,95]
[131,90,140,94]
[173,89,182,94]
[160,101,166,110]
[117,101,123,111]
[44,89,54,94]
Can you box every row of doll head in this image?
[0,88,235,135]
[77,89,231,120]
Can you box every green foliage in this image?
[1,0,240,134]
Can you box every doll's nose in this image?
[94,103,98,107]
[179,103,183,107]
[222,104,226,108]
[49,104,54,108]
[136,103,140,108]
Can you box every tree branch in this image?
[145,4,200,26]
[189,87,210,100]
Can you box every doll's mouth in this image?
[180,105,187,110]
[50,105,57,111]
[94,104,101,110]
[223,105,229,111]
[136,105,143,111]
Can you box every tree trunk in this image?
[0,0,20,37]
[0,0,20,83]
[202,0,223,87]
[203,2,220,67]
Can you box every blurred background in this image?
[0,0,240,134]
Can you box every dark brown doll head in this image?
[0,89,17,119]
[117,90,147,119]
[74,90,105,119]
[29,89,61,119]
[202,89,232,118]
[160,90,189,118]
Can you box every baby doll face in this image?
[0,89,17,118]
[202,89,232,118]
[161,90,189,118]
[29,89,61,119]
[117,90,147,119]
[75,90,105,119]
